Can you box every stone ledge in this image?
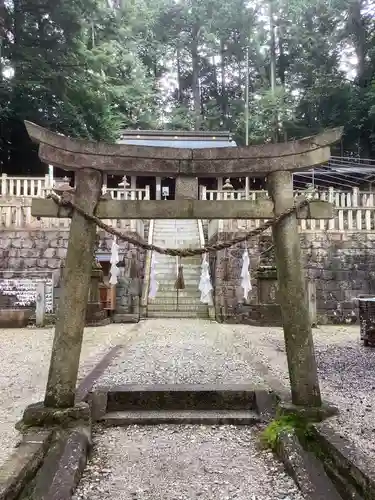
[311,422,375,499]
[0,430,53,500]
[276,429,342,499]
[112,313,139,323]
[19,426,91,500]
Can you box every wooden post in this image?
[35,281,46,327]
[44,168,102,408]
[268,170,321,407]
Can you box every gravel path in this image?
[2,318,373,497]
[230,324,375,460]
[93,319,267,387]
[0,323,137,466]
[73,425,303,500]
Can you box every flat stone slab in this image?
[100,410,261,426]
[103,383,259,412]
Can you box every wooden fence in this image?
[0,174,150,200]
[1,175,375,233]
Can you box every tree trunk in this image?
[269,0,278,143]
[348,0,371,155]
[177,45,183,104]
[191,24,201,130]
[0,0,5,80]
[220,39,227,125]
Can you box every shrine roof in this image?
[118,130,236,149]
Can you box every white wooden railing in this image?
[201,186,375,234]
[1,174,52,197]
[0,174,150,201]
[200,185,375,209]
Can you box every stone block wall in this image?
[208,229,375,324]
[0,229,146,313]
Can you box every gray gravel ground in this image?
[0,323,137,466]
[230,324,375,460]
[73,425,304,500]
[2,318,373,498]
[93,319,267,387]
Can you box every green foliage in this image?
[1,0,375,175]
[260,414,314,451]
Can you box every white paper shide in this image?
[241,248,252,301]
[199,253,213,304]
[109,237,120,285]
[148,252,159,299]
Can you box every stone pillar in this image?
[44,168,102,408]
[245,177,250,200]
[268,170,321,407]
[175,176,198,200]
[131,176,137,191]
[156,177,162,200]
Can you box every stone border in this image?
[0,430,53,500]
[0,426,90,500]
[19,426,91,500]
[311,422,375,499]
[272,419,375,499]
[276,429,342,500]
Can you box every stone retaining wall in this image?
[0,229,146,313]
[208,231,375,323]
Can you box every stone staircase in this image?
[147,220,209,318]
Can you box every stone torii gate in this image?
[25,121,342,414]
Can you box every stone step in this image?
[154,268,201,274]
[100,410,260,426]
[157,285,201,293]
[147,310,208,318]
[147,304,207,312]
[154,257,201,264]
[157,278,199,285]
[150,298,202,305]
[105,384,258,411]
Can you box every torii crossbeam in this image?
[25,121,343,414]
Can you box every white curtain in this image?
[241,248,252,301]
[148,252,159,299]
[199,254,213,304]
[109,237,120,285]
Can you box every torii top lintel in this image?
[24,121,343,178]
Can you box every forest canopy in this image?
[0,0,374,174]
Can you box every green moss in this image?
[260,414,313,450]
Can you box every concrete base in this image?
[86,317,111,327]
[278,401,339,422]
[112,313,139,323]
[0,308,33,328]
[85,302,107,326]
[18,402,90,430]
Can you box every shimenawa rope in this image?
[46,192,307,258]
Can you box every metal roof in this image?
[118,130,236,149]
